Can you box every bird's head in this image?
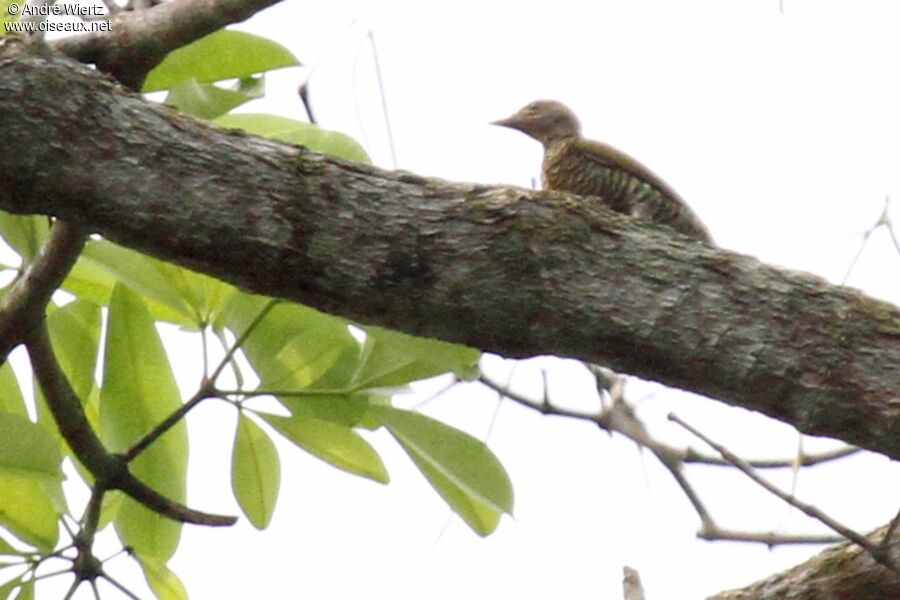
[492,100,581,145]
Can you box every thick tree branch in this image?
[1,45,900,460]
[51,0,283,88]
[709,524,900,600]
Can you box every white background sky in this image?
[31,1,900,598]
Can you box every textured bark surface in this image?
[2,43,900,460]
[710,525,900,600]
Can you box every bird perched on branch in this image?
[493,100,713,244]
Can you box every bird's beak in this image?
[491,114,521,130]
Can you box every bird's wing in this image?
[573,138,714,244]
[573,138,684,203]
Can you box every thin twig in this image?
[669,412,897,572]
[100,572,141,600]
[28,323,235,526]
[881,505,900,550]
[124,299,278,462]
[480,371,855,546]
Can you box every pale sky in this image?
[31,1,900,598]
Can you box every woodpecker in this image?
[493,100,712,244]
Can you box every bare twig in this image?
[480,371,850,547]
[682,444,860,468]
[669,413,897,573]
[881,506,900,551]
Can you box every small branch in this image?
[698,526,841,545]
[0,220,87,361]
[682,444,860,469]
[52,0,284,88]
[881,506,900,551]
[479,374,856,469]
[206,298,278,384]
[669,413,897,573]
[125,299,278,462]
[99,572,140,600]
[481,371,851,548]
[26,322,235,527]
[4,46,900,459]
[121,387,213,462]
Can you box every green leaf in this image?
[278,393,371,428]
[143,30,299,92]
[0,577,22,600]
[0,413,62,481]
[14,578,32,600]
[100,285,187,562]
[0,363,26,417]
[372,406,513,536]
[164,76,263,120]
[0,537,18,555]
[218,294,382,427]
[0,214,48,264]
[231,414,280,529]
[34,302,101,459]
[0,0,19,29]
[45,300,101,402]
[357,326,481,388]
[259,413,388,483]
[67,240,235,328]
[67,242,194,327]
[214,114,370,163]
[218,294,360,391]
[0,474,59,551]
[137,554,189,600]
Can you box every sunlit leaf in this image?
[260,413,388,483]
[0,364,26,417]
[13,578,32,600]
[143,30,299,92]
[372,406,513,536]
[0,576,22,600]
[0,473,59,551]
[138,554,189,600]
[0,0,19,30]
[67,242,195,327]
[278,393,370,428]
[218,293,360,391]
[357,326,480,388]
[231,414,280,529]
[164,76,263,120]
[100,285,187,562]
[214,114,370,163]
[0,413,61,481]
[45,300,101,402]
[0,213,47,263]
[67,240,234,327]
[0,537,18,555]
